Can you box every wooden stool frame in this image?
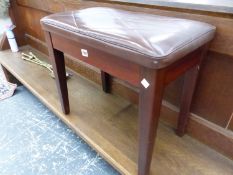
[44,31,208,175]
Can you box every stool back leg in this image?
[44,31,70,114]
[101,71,111,93]
[176,65,200,136]
[177,45,209,136]
[138,67,165,175]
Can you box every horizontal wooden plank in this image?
[0,46,233,174]
[188,114,233,159]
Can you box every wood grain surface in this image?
[16,0,233,57]
[6,0,233,160]
[10,0,233,131]
[0,46,233,174]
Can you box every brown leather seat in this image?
[41,7,215,68]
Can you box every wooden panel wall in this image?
[7,0,233,159]
[12,0,233,133]
[229,115,233,130]
[17,0,233,57]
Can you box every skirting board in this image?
[162,101,233,159]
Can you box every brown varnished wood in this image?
[188,115,233,160]
[191,52,233,128]
[25,33,140,103]
[25,33,49,55]
[228,116,233,131]
[11,1,233,130]
[24,32,233,132]
[176,45,209,136]
[138,68,165,175]
[17,0,233,17]
[94,0,233,17]
[0,34,10,81]
[0,34,10,51]
[10,1,27,47]
[10,0,233,131]
[176,65,200,136]
[45,23,209,174]
[16,0,233,57]
[0,64,21,85]
[101,71,111,93]
[164,48,202,85]
[137,44,207,174]
[44,31,70,114]
[51,33,140,86]
[8,0,233,171]
[10,0,233,126]
[1,46,233,174]
[229,113,233,131]
[0,32,20,83]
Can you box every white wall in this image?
[0,17,12,36]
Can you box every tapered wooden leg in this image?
[176,44,209,137]
[176,65,200,136]
[50,48,70,114]
[45,31,70,114]
[138,68,165,175]
[101,71,111,93]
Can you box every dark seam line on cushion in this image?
[42,20,215,60]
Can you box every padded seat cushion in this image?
[41,7,215,68]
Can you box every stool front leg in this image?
[45,31,70,114]
[138,68,165,175]
[49,48,70,114]
[50,49,70,114]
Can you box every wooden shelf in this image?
[0,46,232,175]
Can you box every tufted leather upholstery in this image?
[41,7,215,68]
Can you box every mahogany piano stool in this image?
[41,7,216,175]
